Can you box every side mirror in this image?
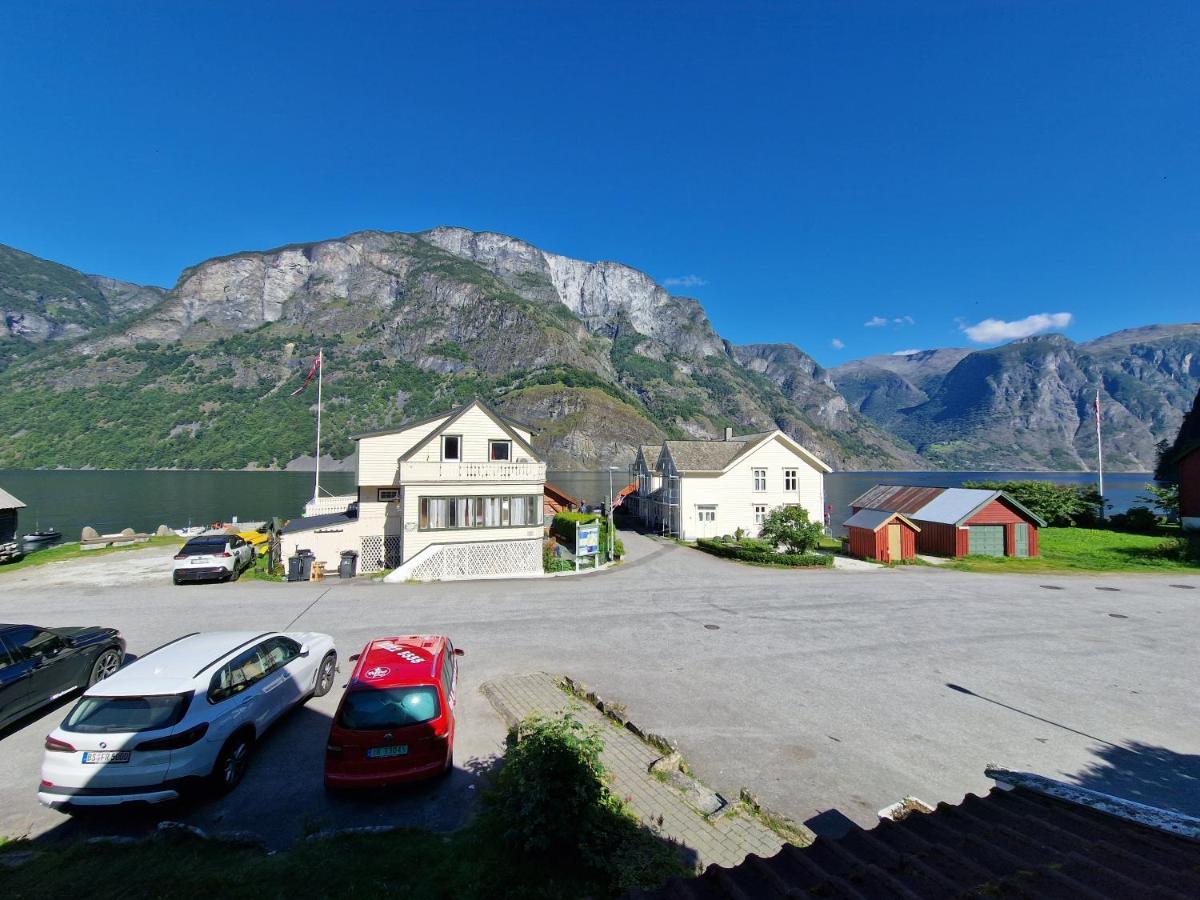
[299,644,310,658]
[348,653,361,662]
[453,648,465,657]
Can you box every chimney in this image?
[724,426,734,441]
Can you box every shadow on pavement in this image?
[1067,741,1200,818]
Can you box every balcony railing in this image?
[397,460,546,483]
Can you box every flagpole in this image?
[314,348,323,502]
[1095,387,1104,517]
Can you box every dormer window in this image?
[489,439,511,461]
[442,435,461,461]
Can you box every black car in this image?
[0,624,125,731]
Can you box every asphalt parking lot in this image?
[2,530,1198,847]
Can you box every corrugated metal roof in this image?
[629,785,1200,899]
[0,486,25,510]
[843,508,920,532]
[913,487,1000,525]
[849,484,947,514]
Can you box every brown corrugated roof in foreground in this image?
[629,786,1200,899]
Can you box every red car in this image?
[324,635,462,789]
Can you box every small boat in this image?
[23,529,63,545]
[174,526,205,538]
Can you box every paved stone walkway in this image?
[482,672,785,870]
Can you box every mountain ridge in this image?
[0,230,1195,473]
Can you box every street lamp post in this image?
[606,466,621,561]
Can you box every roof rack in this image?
[193,632,273,677]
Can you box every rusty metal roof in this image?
[629,785,1200,899]
[843,508,921,532]
[849,484,947,514]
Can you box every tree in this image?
[759,504,824,554]
[1137,483,1180,520]
[961,479,1103,527]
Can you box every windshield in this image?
[62,693,191,733]
[179,539,227,556]
[338,686,440,729]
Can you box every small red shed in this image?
[543,481,582,519]
[1179,444,1200,532]
[845,508,920,563]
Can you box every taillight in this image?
[45,735,75,752]
[221,551,232,558]
[174,553,187,560]
[134,722,209,752]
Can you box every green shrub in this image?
[695,538,832,567]
[1108,505,1162,534]
[961,479,1103,527]
[483,713,685,891]
[758,505,824,554]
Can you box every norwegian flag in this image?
[290,351,321,396]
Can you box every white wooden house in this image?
[282,400,546,581]
[629,428,830,540]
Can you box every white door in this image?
[696,506,717,538]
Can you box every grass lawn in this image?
[949,527,1199,574]
[0,535,182,575]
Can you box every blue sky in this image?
[1,1,1196,366]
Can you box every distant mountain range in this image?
[1,231,1196,472]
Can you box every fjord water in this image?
[0,469,1158,541]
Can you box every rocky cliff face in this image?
[0,230,916,471]
[834,331,1200,471]
[0,243,165,366]
[2,229,1193,473]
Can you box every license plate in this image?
[190,558,210,565]
[367,745,408,759]
[82,750,131,764]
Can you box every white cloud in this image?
[892,348,922,356]
[962,312,1073,344]
[864,314,914,328]
[663,274,708,288]
[864,316,888,327]
[893,315,915,325]
[831,338,845,349]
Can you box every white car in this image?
[39,630,337,809]
[172,535,255,585]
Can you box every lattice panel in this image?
[406,539,541,582]
[360,535,402,574]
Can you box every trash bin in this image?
[338,550,358,579]
[288,550,315,582]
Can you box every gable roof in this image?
[635,444,663,472]
[843,508,921,532]
[663,431,831,474]
[0,486,25,510]
[850,484,1047,527]
[350,399,535,442]
[400,399,541,462]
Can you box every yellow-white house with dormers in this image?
[628,427,830,541]
[282,400,546,581]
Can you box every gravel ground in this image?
[2,530,1198,847]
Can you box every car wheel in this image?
[313,651,337,697]
[212,731,254,794]
[173,575,183,585]
[230,564,241,582]
[88,648,123,686]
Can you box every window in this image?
[378,488,399,502]
[208,646,272,703]
[259,637,301,674]
[489,440,511,461]
[338,686,441,729]
[62,693,191,734]
[441,435,461,461]
[754,504,767,524]
[418,495,545,529]
[2,627,63,663]
[784,469,797,491]
[753,469,767,492]
[697,505,717,523]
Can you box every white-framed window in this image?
[784,469,797,491]
[377,488,400,502]
[441,434,462,461]
[754,504,767,524]
[418,494,542,530]
[753,468,767,492]
[489,439,512,461]
[696,505,717,523]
